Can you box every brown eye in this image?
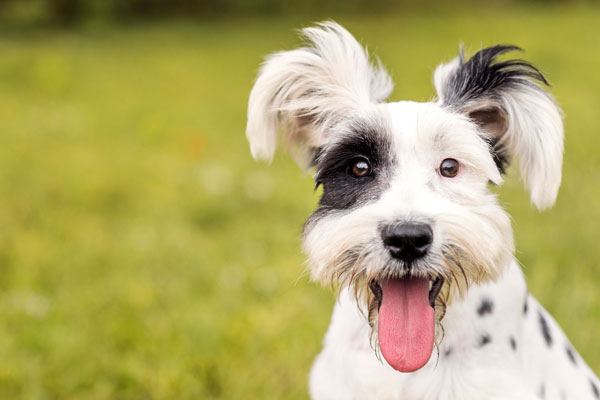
[351,159,371,177]
[439,158,460,178]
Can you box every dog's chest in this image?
[309,261,600,400]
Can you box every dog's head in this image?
[246,22,563,372]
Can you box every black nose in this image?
[380,222,433,263]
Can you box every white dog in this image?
[246,22,599,399]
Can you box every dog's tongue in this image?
[378,277,434,372]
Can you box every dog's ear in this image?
[434,45,564,210]
[246,21,393,168]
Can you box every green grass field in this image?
[0,6,599,398]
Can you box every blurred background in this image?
[0,0,599,398]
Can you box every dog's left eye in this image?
[439,158,460,178]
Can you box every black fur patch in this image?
[477,298,494,316]
[440,45,549,108]
[510,337,517,351]
[313,123,393,212]
[538,383,545,399]
[591,379,600,399]
[523,297,528,315]
[478,334,491,347]
[538,311,552,347]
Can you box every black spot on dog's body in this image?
[591,379,600,399]
[509,337,517,351]
[444,347,452,357]
[538,311,552,347]
[524,297,529,315]
[538,383,545,399]
[565,345,577,366]
[477,298,494,316]
[478,334,491,347]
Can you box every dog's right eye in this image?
[349,159,371,178]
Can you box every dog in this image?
[245,22,599,399]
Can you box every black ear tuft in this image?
[440,45,549,108]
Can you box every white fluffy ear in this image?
[246,21,393,167]
[434,45,563,210]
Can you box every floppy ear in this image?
[434,45,564,210]
[246,22,393,168]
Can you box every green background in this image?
[0,3,599,399]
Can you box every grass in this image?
[0,5,599,398]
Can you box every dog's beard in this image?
[303,201,514,371]
[316,236,506,372]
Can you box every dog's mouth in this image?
[369,276,444,373]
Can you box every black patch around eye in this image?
[313,124,393,212]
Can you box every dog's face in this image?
[246,23,563,373]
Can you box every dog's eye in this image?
[439,158,460,178]
[350,159,371,178]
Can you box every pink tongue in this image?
[378,277,434,372]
